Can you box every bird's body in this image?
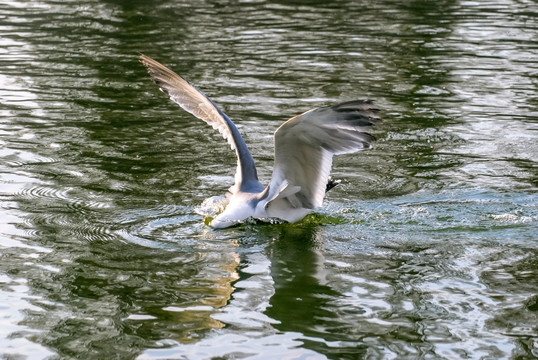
[140,55,380,228]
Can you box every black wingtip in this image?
[325,177,341,193]
[328,99,382,132]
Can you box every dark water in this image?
[1,0,537,359]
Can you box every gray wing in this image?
[266,100,380,209]
[140,54,259,191]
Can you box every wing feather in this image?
[140,54,259,191]
[267,100,380,209]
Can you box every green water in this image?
[0,0,537,359]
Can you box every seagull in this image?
[140,54,381,228]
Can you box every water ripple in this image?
[14,185,71,201]
[1,0,537,358]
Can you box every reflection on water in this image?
[1,0,537,358]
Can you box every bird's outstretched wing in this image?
[139,54,259,191]
[266,100,380,211]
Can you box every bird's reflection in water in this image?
[139,222,370,359]
[264,223,368,357]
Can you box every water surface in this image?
[0,0,537,359]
